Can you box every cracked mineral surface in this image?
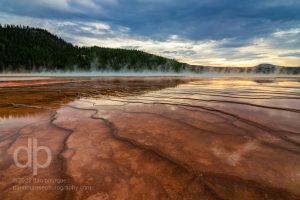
[0,76,300,200]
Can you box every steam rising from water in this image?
[1,70,299,79]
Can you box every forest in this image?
[0,25,187,72]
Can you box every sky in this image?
[0,0,300,67]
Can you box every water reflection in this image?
[0,78,186,119]
[1,77,299,126]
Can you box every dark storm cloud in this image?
[0,0,299,41]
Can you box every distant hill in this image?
[0,25,299,74]
[188,64,300,74]
[0,25,187,72]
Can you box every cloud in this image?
[1,0,300,40]
[279,52,300,57]
[0,0,299,66]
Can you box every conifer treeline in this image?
[0,25,187,72]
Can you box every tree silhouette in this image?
[0,25,187,72]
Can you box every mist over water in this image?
[1,70,300,79]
